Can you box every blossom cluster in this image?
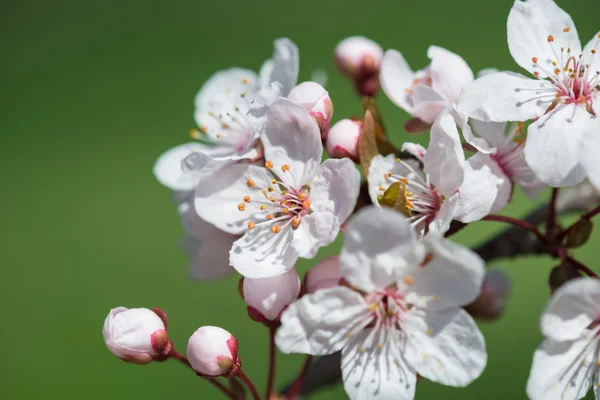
[103,1,600,399]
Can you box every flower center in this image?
[378,158,444,234]
[491,123,535,184]
[531,30,599,116]
[238,160,312,234]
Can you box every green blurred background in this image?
[1,0,598,398]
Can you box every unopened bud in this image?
[325,119,361,161]
[243,269,301,322]
[288,82,333,140]
[549,264,582,294]
[464,270,511,320]
[335,36,383,96]
[305,256,341,293]
[187,326,240,377]
[335,36,383,79]
[102,307,168,364]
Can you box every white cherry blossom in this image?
[380,45,474,129]
[154,39,299,191]
[459,0,600,188]
[276,206,487,400]
[194,98,360,278]
[367,110,498,237]
[527,277,600,400]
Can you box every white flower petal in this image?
[153,143,221,191]
[525,104,589,187]
[583,31,600,60]
[342,329,417,400]
[310,158,361,223]
[400,143,426,162]
[470,119,508,148]
[229,224,298,278]
[507,0,580,78]
[423,110,465,196]
[427,46,474,104]
[367,154,396,206]
[541,277,600,342]
[275,287,369,355]
[403,237,485,311]
[426,194,459,236]
[194,163,271,234]
[411,85,447,124]
[292,212,340,259]
[455,153,510,222]
[259,38,299,96]
[403,308,487,387]
[458,72,553,122]
[526,336,596,400]
[248,82,283,119]
[260,98,323,188]
[380,49,415,113]
[195,68,259,109]
[461,122,494,154]
[579,113,600,190]
[340,207,423,293]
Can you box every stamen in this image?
[243,196,251,203]
[247,179,255,187]
[292,217,300,229]
[266,214,274,220]
[271,225,281,234]
[247,221,255,229]
[265,160,274,169]
[547,35,554,42]
[238,203,246,211]
[260,205,267,210]
[281,164,291,172]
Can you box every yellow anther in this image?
[241,78,250,84]
[396,157,401,162]
[243,196,251,203]
[379,186,385,191]
[281,190,287,196]
[260,205,267,210]
[593,49,597,54]
[268,187,274,192]
[266,214,274,220]
[281,164,291,172]
[552,61,557,66]
[302,200,311,209]
[368,303,379,312]
[359,347,366,353]
[298,193,306,201]
[563,27,571,33]
[533,71,540,77]
[238,203,246,211]
[271,225,281,234]
[246,179,255,187]
[247,221,255,229]
[426,328,433,336]
[401,178,409,184]
[554,68,560,75]
[376,344,383,350]
[567,48,571,53]
[547,35,554,42]
[440,194,447,201]
[190,129,201,139]
[271,179,277,184]
[404,276,414,285]
[532,57,538,63]
[292,217,300,229]
[199,125,208,133]
[283,208,289,213]
[265,160,274,169]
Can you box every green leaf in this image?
[565,218,594,248]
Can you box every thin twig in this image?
[482,214,547,243]
[265,326,277,399]
[238,370,261,400]
[287,355,313,399]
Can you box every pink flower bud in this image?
[305,256,341,293]
[325,119,361,160]
[465,270,512,320]
[102,307,168,364]
[243,269,301,321]
[335,36,383,79]
[187,326,240,377]
[288,82,333,140]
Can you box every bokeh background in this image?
[2,0,599,398]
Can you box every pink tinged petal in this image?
[427,46,474,104]
[243,269,301,321]
[400,143,427,162]
[541,277,600,342]
[260,98,323,188]
[404,118,431,134]
[340,207,424,293]
[403,308,487,387]
[579,115,600,191]
[275,287,370,355]
[292,212,340,259]
[403,237,485,311]
[380,49,415,113]
[230,223,298,279]
[470,119,508,148]
[153,143,217,191]
[342,329,417,400]
[260,38,299,96]
[310,158,361,223]
[507,0,581,78]
[305,256,341,294]
[525,105,590,187]
[526,336,596,400]
[103,308,166,358]
[458,72,553,122]
[410,85,447,124]
[455,153,509,222]
[426,194,459,236]
[194,163,271,234]
[423,110,465,196]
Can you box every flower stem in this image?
[582,205,600,221]
[287,355,313,400]
[265,326,277,399]
[546,188,559,230]
[556,204,600,242]
[482,214,547,243]
[169,349,237,399]
[566,256,599,278]
[238,369,261,400]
